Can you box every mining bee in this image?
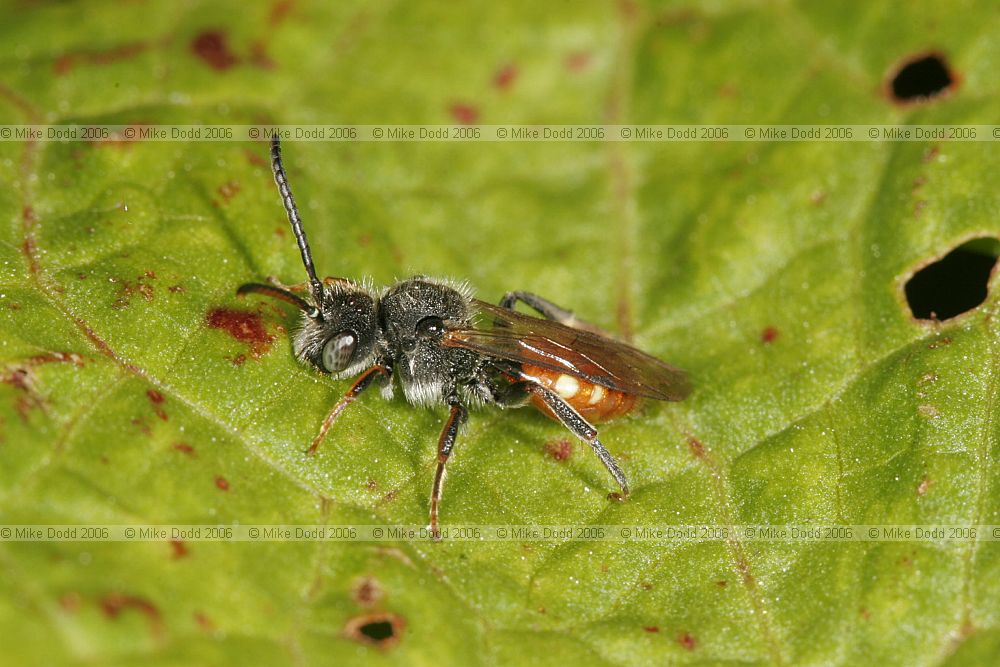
[239,137,691,536]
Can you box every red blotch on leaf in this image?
[565,51,592,71]
[761,326,779,343]
[173,442,196,456]
[644,625,659,633]
[206,308,275,358]
[544,438,573,461]
[194,611,216,632]
[269,0,295,25]
[59,592,82,613]
[169,539,189,559]
[449,103,479,124]
[192,30,240,70]
[217,181,242,203]
[244,148,268,167]
[677,631,697,650]
[145,388,168,421]
[688,437,705,458]
[100,593,163,638]
[215,476,230,491]
[54,42,149,76]
[352,576,383,606]
[493,64,518,90]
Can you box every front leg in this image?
[429,394,468,539]
[306,363,392,455]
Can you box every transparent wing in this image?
[443,300,691,401]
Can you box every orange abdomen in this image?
[520,363,639,423]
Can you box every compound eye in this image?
[321,331,357,373]
[416,316,446,338]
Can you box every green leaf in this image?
[2,1,1000,665]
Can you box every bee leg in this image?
[306,363,391,455]
[521,382,630,498]
[499,291,612,337]
[430,395,468,540]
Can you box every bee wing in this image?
[443,300,691,401]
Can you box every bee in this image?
[239,137,691,536]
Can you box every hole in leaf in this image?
[344,612,405,650]
[360,620,394,641]
[904,238,998,321]
[889,53,955,102]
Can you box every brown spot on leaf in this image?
[269,0,295,25]
[100,593,163,638]
[565,51,591,71]
[716,580,728,588]
[169,539,189,559]
[735,553,755,587]
[923,145,940,163]
[644,625,659,633]
[918,404,940,419]
[688,437,705,458]
[21,232,40,277]
[192,30,239,70]
[761,326,779,343]
[249,41,275,69]
[918,372,939,387]
[449,103,478,124]
[226,353,248,366]
[640,581,653,590]
[173,442,196,456]
[217,181,242,203]
[544,438,573,461]
[607,491,626,502]
[2,353,84,423]
[371,547,414,568]
[54,42,149,75]
[206,308,275,358]
[194,611,215,632]
[352,576,383,607]
[59,592,82,613]
[111,272,157,310]
[146,389,167,421]
[215,476,230,491]
[677,631,697,650]
[344,612,405,650]
[245,149,268,168]
[131,416,152,436]
[927,336,952,349]
[493,63,517,90]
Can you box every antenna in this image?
[271,135,325,308]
